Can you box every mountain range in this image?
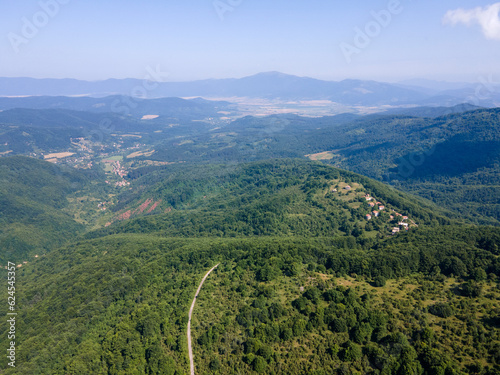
[1,72,500,373]
[2,72,499,107]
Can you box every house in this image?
[365,194,373,201]
[372,211,379,217]
[392,227,400,234]
[379,205,385,210]
[344,185,351,190]
[399,222,409,228]
[369,202,375,207]
[390,215,394,220]
[402,216,408,220]
[366,214,372,220]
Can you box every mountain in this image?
[0,97,235,155]
[88,159,454,240]
[4,73,500,107]
[301,109,500,225]
[0,77,143,97]
[0,158,498,374]
[0,73,430,106]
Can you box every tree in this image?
[352,322,373,344]
[428,303,454,318]
[342,341,362,362]
[373,275,386,287]
[459,281,482,297]
[470,267,487,282]
[253,356,267,373]
[209,358,221,371]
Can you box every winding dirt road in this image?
[187,263,220,375]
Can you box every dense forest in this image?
[0,226,498,374]
[0,157,95,263]
[0,157,499,374]
[2,104,498,225]
[143,108,500,225]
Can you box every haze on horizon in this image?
[1,0,500,83]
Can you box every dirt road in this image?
[187,263,220,375]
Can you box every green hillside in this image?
[301,109,500,225]
[144,109,500,225]
[1,228,498,374]
[0,158,498,374]
[91,159,454,240]
[2,106,498,225]
[0,156,104,263]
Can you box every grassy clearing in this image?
[306,151,336,160]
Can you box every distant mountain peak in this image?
[250,71,296,78]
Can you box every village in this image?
[330,182,418,236]
[362,193,418,235]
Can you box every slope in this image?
[0,159,497,374]
[144,108,500,224]
[0,156,100,263]
[89,159,454,241]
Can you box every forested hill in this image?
[305,108,500,225]
[144,108,500,225]
[88,159,455,241]
[0,157,499,374]
[0,156,101,263]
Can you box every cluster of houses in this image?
[363,194,416,234]
[390,209,417,234]
[329,184,417,236]
[103,160,127,178]
[97,202,109,211]
[115,180,130,187]
[364,194,386,220]
[102,159,131,187]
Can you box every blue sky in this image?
[0,0,499,82]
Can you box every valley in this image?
[0,88,499,375]
[3,0,500,372]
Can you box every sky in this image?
[0,0,499,83]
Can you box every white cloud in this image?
[443,2,500,40]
